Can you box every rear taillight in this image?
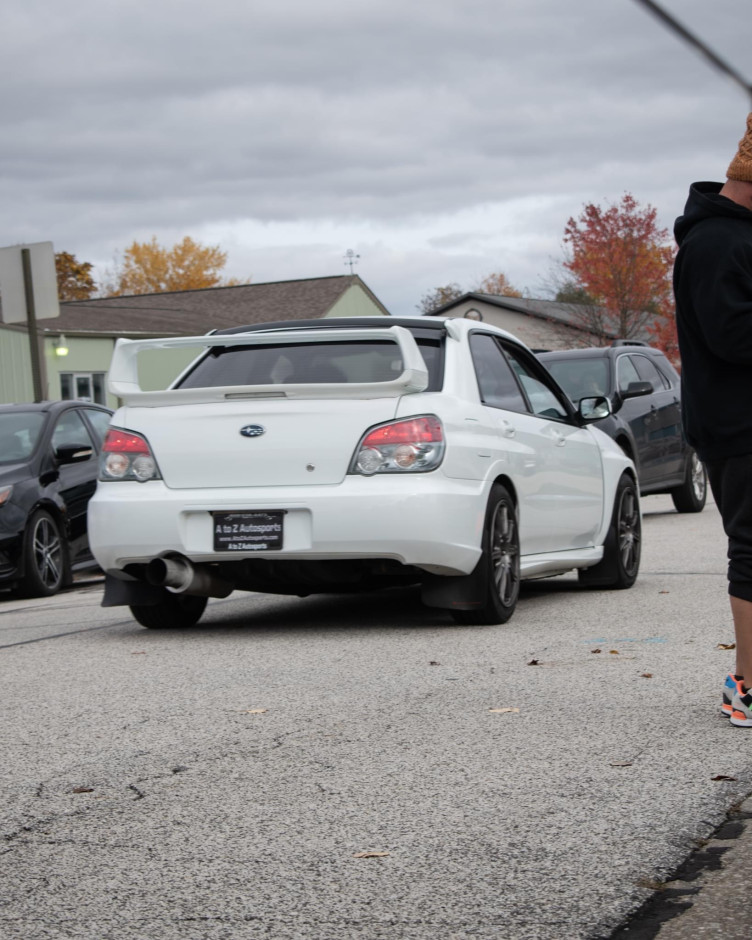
[350,415,445,475]
[99,428,161,482]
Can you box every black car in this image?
[538,342,707,513]
[0,400,113,597]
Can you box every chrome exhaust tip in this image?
[146,555,233,599]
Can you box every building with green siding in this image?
[0,275,391,407]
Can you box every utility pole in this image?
[632,0,752,107]
[21,248,48,402]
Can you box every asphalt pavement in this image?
[614,794,752,939]
[1,493,752,939]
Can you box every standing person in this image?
[673,113,752,728]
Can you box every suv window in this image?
[616,356,642,394]
[541,358,609,401]
[631,355,669,390]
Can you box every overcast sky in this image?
[1,0,750,315]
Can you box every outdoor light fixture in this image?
[54,335,69,357]
[464,308,483,321]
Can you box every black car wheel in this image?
[130,593,208,629]
[579,474,641,589]
[671,450,707,514]
[16,509,66,597]
[451,483,520,625]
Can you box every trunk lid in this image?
[119,398,402,489]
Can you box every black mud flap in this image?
[101,574,167,608]
[421,562,487,611]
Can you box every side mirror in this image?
[579,396,612,422]
[621,381,653,400]
[55,443,93,464]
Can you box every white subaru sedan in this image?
[88,316,640,629]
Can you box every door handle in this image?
[501,420,516,438]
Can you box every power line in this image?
[632,0,752,106]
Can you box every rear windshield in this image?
[176,338,443,392]
[0,412,45,464]
[542,358,610,401]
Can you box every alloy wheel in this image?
[490,499,520,608]
[31,516,63,590]
[617,486,640,577]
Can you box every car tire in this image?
[670,450,707,514]
[579,473,641,589]
[16,509,66,598]
[129,593,208,629]
[451,483,520,625]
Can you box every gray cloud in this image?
[1,0,750,314]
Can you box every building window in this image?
[60,372,107,404]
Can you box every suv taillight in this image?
[99,428,161,482]
[350,415,445,475]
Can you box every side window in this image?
[82,408,112,446]
[616,356,642,393]
[51,410,94,452]
[503,346,571,421]
[469,333,528,413]
[632,355,669,390]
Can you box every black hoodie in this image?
[674,181,752,460]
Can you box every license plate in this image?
[213,511,284,552]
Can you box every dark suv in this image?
[538,342,706,513]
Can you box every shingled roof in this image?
[429,293,594,328]
[1,275,389,337]
[428,292,652,342]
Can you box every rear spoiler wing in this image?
[107,326,430,406]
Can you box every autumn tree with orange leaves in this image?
[475,272,523,298]
[104,236,244,296]
[561,194,677,354]
[55,251,96,301]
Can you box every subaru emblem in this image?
[240,424,266,438]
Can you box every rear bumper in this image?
[88,475,490,577]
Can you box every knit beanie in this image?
[727,113,752,182]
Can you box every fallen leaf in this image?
[717,643,736,651]
[711,774,737,782]
[610,761,633,767]
[637,877,667,892]
[591,648,602,654]
[353,851,390,859]
[488,707,520,714]
[527,659,539,666]
[640,673,653,679]
[429,661,441,666]
[658,590,670,595]
[240,709,268,715]
[131,651,146,655]
[72,786,94,793]
[609,650,619,655]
